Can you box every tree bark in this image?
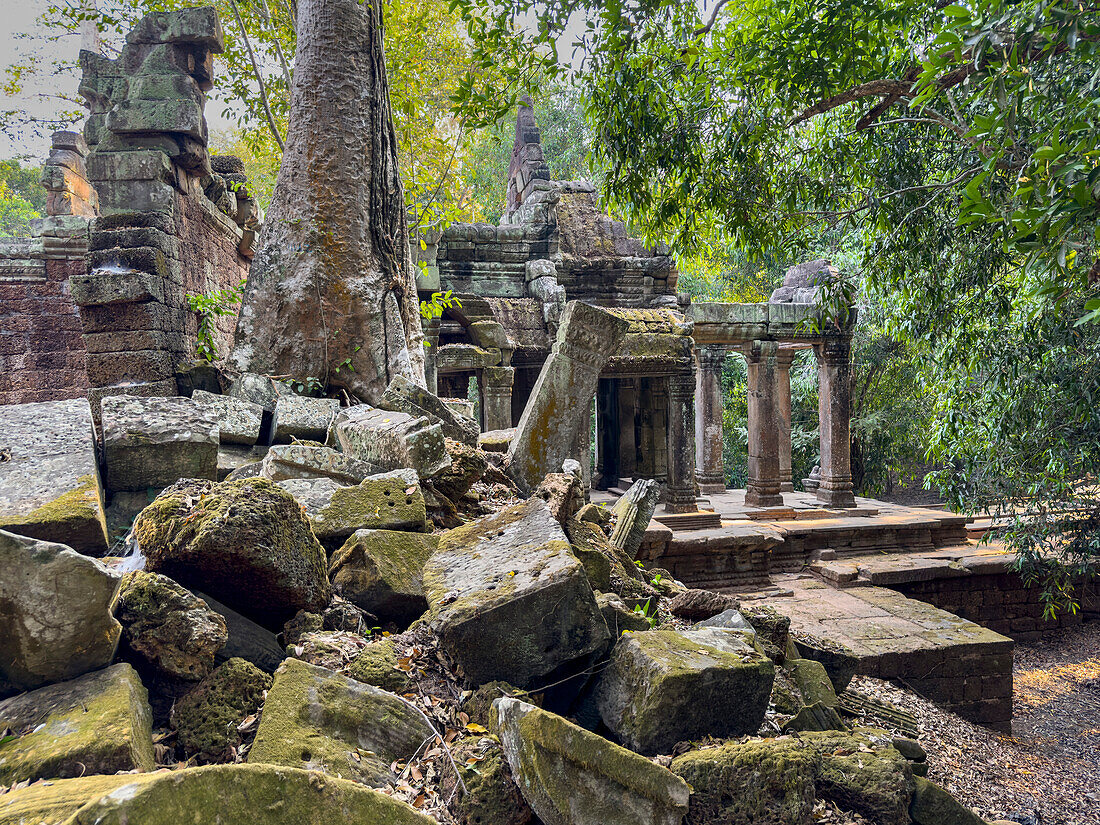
[231,0,424,403]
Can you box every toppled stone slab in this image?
[596,627,775,755]
[494,697,690,825]
[507,302,630,493]
[173,657,272,761]
[261,443,380,484]
[134,477,330,628]
[423,498,609,687]
[0,529,122,697]
[329,529,437,625]
[335,406,451,478]
[1,763,435,825]
[379,374,480,446]
[248,658,432,787]
[116,571,228,681]
[0,398,108,555]
[101,395,219,491]
[278,470,427,543]
[610,478,660,559]
[191,389,263,445]
[479,428,515,453]
[271,395,341,443]
[0,662,154,784]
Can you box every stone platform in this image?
[760,575,1014,731]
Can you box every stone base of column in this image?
[815,479,855,508]
[697,473,725,494]
[745,485,784,508]
[664,489,698,513]
[780,482,795,493]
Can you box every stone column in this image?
[776,346,798,493]
[617,378,637,479]
[814,338,856,508]
[694,345,727,494]
[481,366,514,432]
[665,370,697,513]
[422,315,440,395]
[743,340,783,508]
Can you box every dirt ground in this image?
[850,621,1100,824]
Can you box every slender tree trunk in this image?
[231,0,425,402]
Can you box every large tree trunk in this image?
[230,0,424,402]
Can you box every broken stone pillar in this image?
[422,315,440,394]
[694,345,727,494]
[777,346,798,493]
[481,366,514,432]
[814,338,856,508]
[744,340,783,508]
[665,371,697,513]
[507,302,629,494]
[42,131,98,218]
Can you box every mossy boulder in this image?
[0,529,122,697]
[494,697,690,825]
[596,627,775,755]
[596,591,652,637]
[772,658,839,716]
[670,736,819,825]
[283,610,324,645]
[0,663,154,784]
[790,632,859,693]
[247,658,432,788]
[329,529,437,625]
[423,499,609,688]
[133,477,330,628]
[342,638,412,694]
[909,776,985,825]
[17,764,434,825]
[173,657,272,762]
[0,474,108,557]
[116,571,228,681]
[289,630,372,670]
[0,773,143,825]
[279,470,428,544]
[809,728,915,825]
[448,741,534,825]
[431,439,488,501]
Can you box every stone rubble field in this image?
[0,374,1013,825]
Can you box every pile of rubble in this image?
[0,374,990,825]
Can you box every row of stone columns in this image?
[694,339,855,508]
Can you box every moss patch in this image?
[173,657,271,762]
[329,530,436,625]
[342,638,412,694]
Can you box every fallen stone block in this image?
[533,471,585,524]
[609,478,660,559]
[278,470,427,544]
[596,627,775,755]
[596,591,651,636]
[430,439,489,501]
[173,657,272,761]
[0,529,122,697]
[667,588,739,622]
[909,776,985,825]
[101,395,219,491]
[507,302,630,493]
[217,444,267,480]
[227,371,289,412]
[791,631,860,693]
[248,658,432,787]
[0,663,154,784]
[0,763,435,825]
[196,590,286,673]
[423,498,609,687]
[343,638,413,694]
[329,529,437,625]
[134,477,330,628]
[261,443,380,484]
[191,389,263,445]
[270,395,341,443]
[378,373,480,446]
[494,697,690,825]
[335,406,451,478]
[116,571,228,681]
[0,398,108,555]
[479,427,514,453]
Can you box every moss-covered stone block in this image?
[0,474,108,557]
[134,477,330,628]
[910,776,984,825]
[279,470,427,544]
[342,638,412,694]
[809,728,914,825]
[423,499,609,688]
[670,736,819,825]
[248,658,431,788]
[449,741,534,825]
[494,697,690,825]
[329,529,437,625]
[173,657,271,762]
[10,764,435,825]
[0,663,153,784]
[116,571,227,681]
[596,627,775,755]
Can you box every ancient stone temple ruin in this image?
[0,8,1094,824]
